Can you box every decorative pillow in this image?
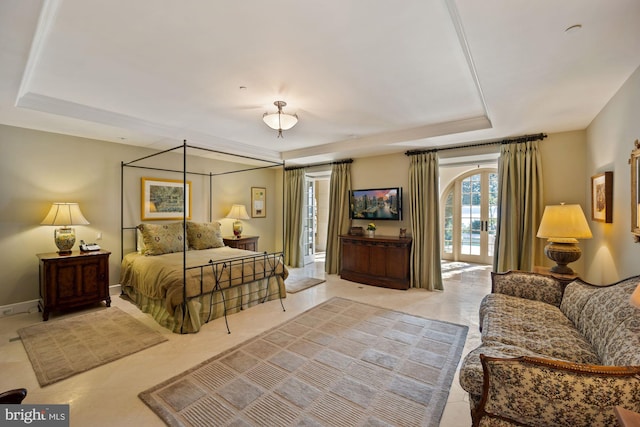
[136,228,146,254]
[138,223,187,255]
[187,221,225,250]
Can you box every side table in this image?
[37,250,111,321]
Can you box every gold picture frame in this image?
[631,140,640,241]
[141,177,192,221]
[251,187,266,218]
[591,171,613,223]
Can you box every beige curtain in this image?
[284,168,305,267]
[493,140,544,272]
[325,161,352,274]
[408,152,443,290]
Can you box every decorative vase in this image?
[54,227,75,253]
[233,220,243,238]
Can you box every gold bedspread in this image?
[120,247,288,316]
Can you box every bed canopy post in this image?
[120,160,125,263]
[209,173,213,223]
[182,140,188,333]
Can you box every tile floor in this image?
[0,259,491,426]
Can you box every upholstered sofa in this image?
[459,271,640,426]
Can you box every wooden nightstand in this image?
[37,250,111,321]
[223,236,259,251]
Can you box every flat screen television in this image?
[349,187,402,220]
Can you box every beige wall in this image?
[348,154,412,237]
[0,125,281,307]
[583,64,640,284]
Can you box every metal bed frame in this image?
[120,141,286,333]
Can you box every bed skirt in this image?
[121,276,286,333]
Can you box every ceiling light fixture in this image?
[263,101,298,138]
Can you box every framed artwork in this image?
[251,187,266,218]
[591,171,613,223]
[141,177,192,220]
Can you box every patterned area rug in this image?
[285,277,326,293]
[18,307,167,386]
[140,297,468,426]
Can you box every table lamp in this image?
[536,203,592,275]
[41,202,90,254]
[631,285,640,308]
[225,204,250,238]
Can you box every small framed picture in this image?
[141,177,192,221]
[591,172,613,223]
[251,187,266,218]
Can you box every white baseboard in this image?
[0,284,123,318]
[0,299,39,318]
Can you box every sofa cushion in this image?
[559,279,595,327]
[572,277,640,365]
[603,315,640,366]
[480,293,600,364]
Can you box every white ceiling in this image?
[1,0,639,165]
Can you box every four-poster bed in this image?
[119,142,287,334]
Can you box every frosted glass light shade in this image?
[262,112,298,131]
[262,100,298,137]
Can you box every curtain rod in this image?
[284,158,353,171]
[404,133,547,156]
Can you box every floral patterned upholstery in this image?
[480,293,599,363]
[459,271,640,427]
[477,356,640,427]
[491,270,565,307]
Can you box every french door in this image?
[442,169,498,264]
[302,178,316,265]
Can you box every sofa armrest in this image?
[491,270,565,307]
[474,354,640,427]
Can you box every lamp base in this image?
[233,220,243,238]
[54,227,76,254]
[544,241,581,275]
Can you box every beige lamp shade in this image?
[41,203,90,253]
[226,204,250,238]
[536,204,592,243]
[225,204,250,220]
[41,203,90,226]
